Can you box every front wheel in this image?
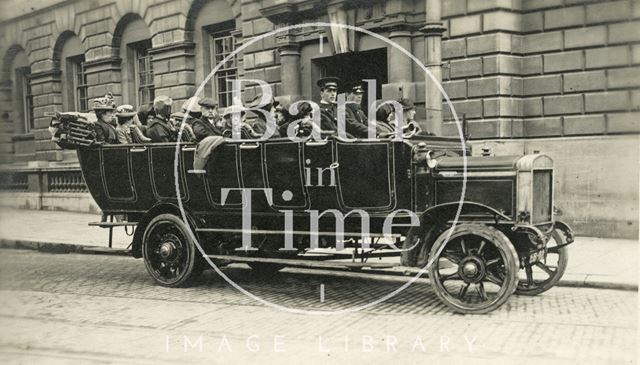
[514,229,568,296]
[142,214,203,287]
[428,224,519,314]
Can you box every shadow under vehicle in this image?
[52,113,574,314]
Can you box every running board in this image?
[206,254,396,269]
[196,228,401,238]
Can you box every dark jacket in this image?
[192,117,223,142]
[94,120,118,144]
[345,103,370,138]
[319,102,337,132]
[146,117,177,143]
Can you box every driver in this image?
[316,77,340,132]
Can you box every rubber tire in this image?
[142,213,203,288]
[514,230,568,296]
[428,224,519,314]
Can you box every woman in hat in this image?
[93,95,118,144]
[116,105,151,144]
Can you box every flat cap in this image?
[222,105,246,117]
[346,81,364,94]
[170,111,186,120]
[198,97,218,108]
[316,76,341,90]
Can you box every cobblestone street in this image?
[0,249,636,364]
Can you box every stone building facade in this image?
[0,0,638,237]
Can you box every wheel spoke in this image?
[485,272,502,285]
[525,264,534,286]
[535,262,556,276]
[458,283,470,299]
[485,258,501,266]
[442,252,461,264]
[477,240,486,255]
[547,246,560,254]
[440,272,461,283]
[460,239,468,255]
[476,282,488,301]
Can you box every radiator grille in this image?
[532,170,552,223]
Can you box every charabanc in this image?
[50,110,573,314]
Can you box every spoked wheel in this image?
[514,230,568,296]
[428,224,519,314]
[142,214,203,287]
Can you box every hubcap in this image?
[159,241,177,260]
[458,256,486,283]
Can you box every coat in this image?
[319,102,338,132]
[94,120,118,144]
[146,117,177,143]
[345,103,370,138]
[192,117,223,142]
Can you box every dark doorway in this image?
[312,48,388,106]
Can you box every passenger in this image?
[396,98,423,136]
[247,94,280,137]
[344,82,369,138]
[220,105,258,139]
[146,95,178,143]
[181,96,202,124]
[192,98,223,141]
[115,105,151,144]
[135,103,154,127]
[316,77,340,132]
[92,95,118,144]
[374,101,397,137]
[170,111,196,142]
[278,101,318,137]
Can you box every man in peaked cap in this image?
[92,95,118,144]
[146,95,178,143]
[344,81,369,138]
[316,76,341,132]
[192,97,223,142]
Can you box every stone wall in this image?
[440,0,639,139]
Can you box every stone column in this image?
[420,0,446,136]
[382,26,417,107]
[278,43,302,102]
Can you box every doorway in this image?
[312,48,388,107]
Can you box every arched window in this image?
[190,0,236,106]
[56,34,86,111]
[4,48,33,133]
[116,15,153,106]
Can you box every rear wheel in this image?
[142,214,203,287]
[428,224,519,314]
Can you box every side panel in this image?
[435,178,516,217]
[264,141,308,209]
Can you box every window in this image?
[68,56,88,112]
[130,40,154,105]
[16,67,33,132]
[209,31,237,107]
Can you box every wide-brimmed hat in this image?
[92,96,116,111]
[248,94,279,111]
[398,98,415,110]
[222,105,246,117]
[182,97,201,114]
[153,95,173,110]
[116,104,136,118]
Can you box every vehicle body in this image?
[59,116,573,314]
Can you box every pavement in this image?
[0,249,637,364]
[0,207,637,290]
